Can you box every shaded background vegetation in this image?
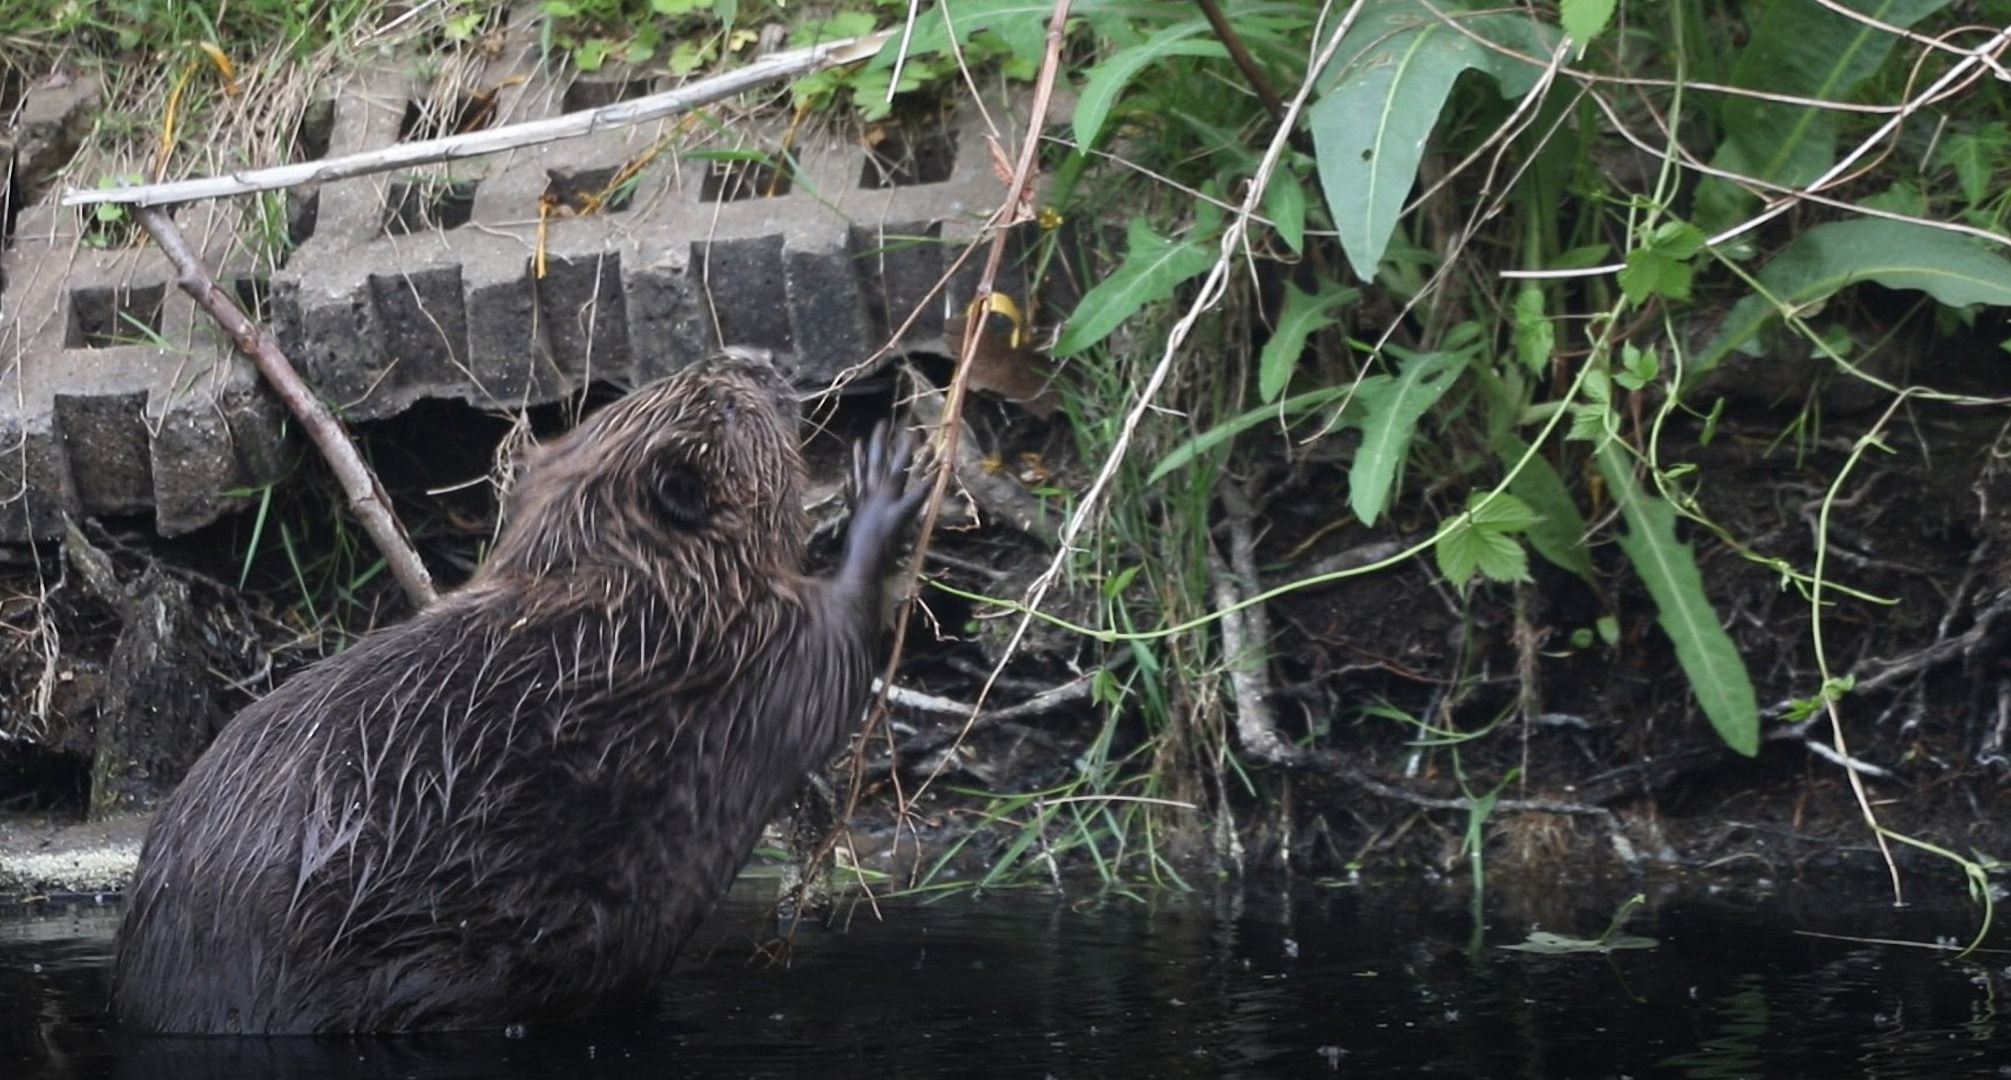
[2,1,2009,934]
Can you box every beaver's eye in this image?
[649,461,709,529]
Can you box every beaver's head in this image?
[481,348,809,592]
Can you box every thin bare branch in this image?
[65,33,888,208]
[133,206,437,608]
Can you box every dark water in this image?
[5,873,2009,1078]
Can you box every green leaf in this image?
[1501,930,1659,954]
[1310,0,1560,279]
[1618,221,1706,305]
[791,11,878,44]
[669,38,717,76]
[1467,490,1539,531]
[870,0,1054,69]
[1264,163,1309,255]
[1102,564,1141,599]
[1702,0,1950,224]
[1859,180,1927,217]
[1149,385,1355,483]
[1258,280,1356,403]
[1436,492,1536,586]
[1614,342,1658,391]
[1934,122,2011,206]
[1696,218,2011,374]
[573,37,609,71]
[1512,281,1553,376]
[1054,218,1217,356]
[1349,348,1464,526]
[1594,441,1759,757]
[1073,25,1224,151]
[1494,434,1595,583]
[1560,0,1617,54]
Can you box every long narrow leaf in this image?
[1054,217,1217,356]
[1258,280,1357,402]
[1074,27,1224,150]
[1594,441,1759,757]
[1695,218,2011,374]
[1148,385,1354,483]
[1495,433,1595,583]
[1709,0,1948,199]
[1349,349,1462,526]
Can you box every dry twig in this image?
[64,33,889,209]
[134,206,436,608]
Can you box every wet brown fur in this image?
[112,351,918,1034]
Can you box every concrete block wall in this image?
[0,55,1020,542]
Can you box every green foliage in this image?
[539,0,751,72]
[1935,122,2011,209]
[1148,385,1358,484]
[1434,492,1538,587]
[1700,0,1951,227]
[1559,0,1617,55]
[1257,280,1357,402]
[1594,441,1760,758]
[1617,221,1706,305]
[1697,218,2011,373]
[1344,345,1465,526]
[1309,0,1559,279]
[1053,218,1217,357]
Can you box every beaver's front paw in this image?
[845,421,928,569]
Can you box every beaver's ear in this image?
[648,459,710,529]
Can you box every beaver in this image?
[111,348,926,1034]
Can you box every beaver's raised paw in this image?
[845,421,928,571]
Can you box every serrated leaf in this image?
[1054,218,1217,356]
[1565,403,1607,442]
[1310,0,1560,279]
[1560,0,1617,53]
[1258,280,1356,403]
[1513,281,1553,375]
[1074,26,1223,151]
[1433,522,1483,584]
[1933,122,2010,206]
[1594,441,1759,757]
[1614,343,1659,390]
[1349,348,1463,526]
[1696,218,2011,374]
[1436,517,1531,586]
[1467,490,1539,531]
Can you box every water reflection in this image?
[3,876,2007,1077]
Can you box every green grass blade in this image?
[1148,384,1354,483]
